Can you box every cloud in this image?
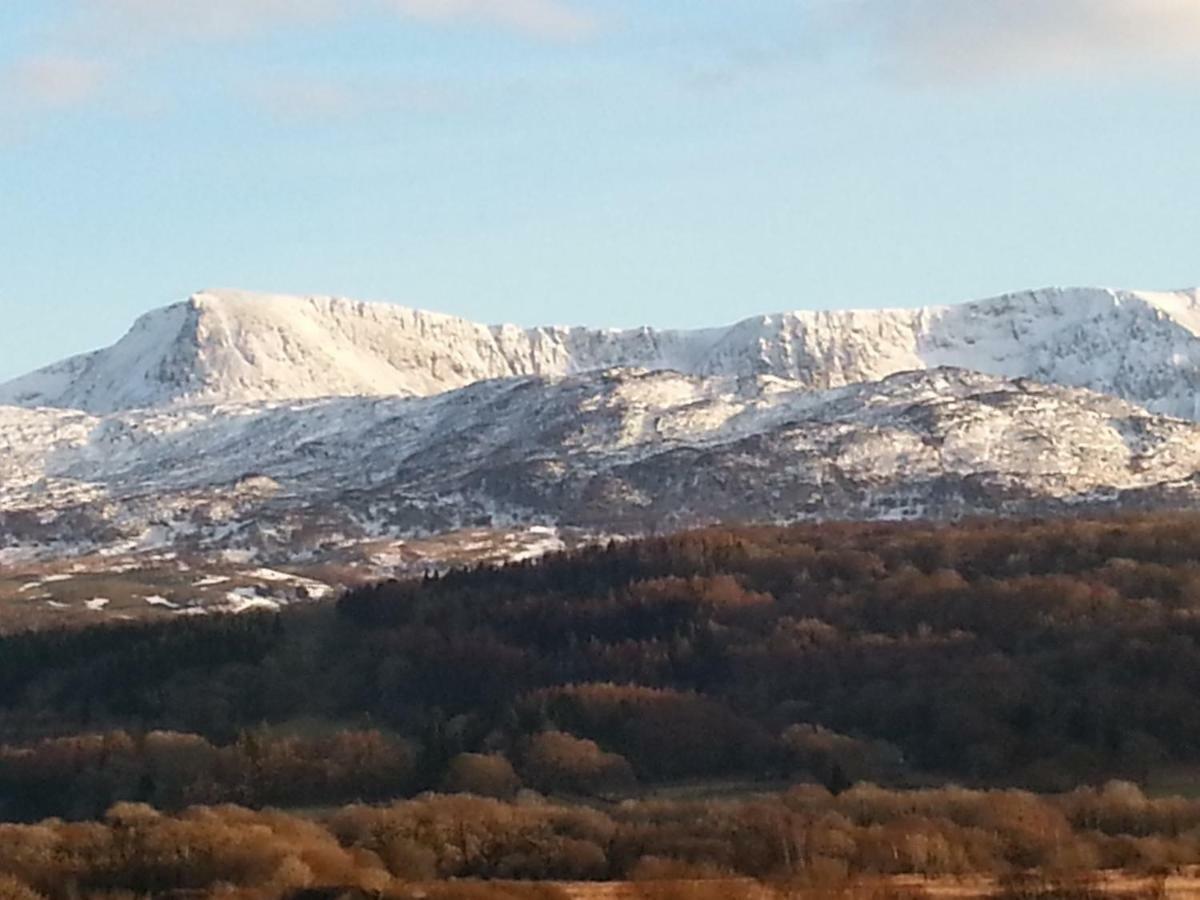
[246,74,447,124]
[388,0,597,41]
[0,0,596,127]
[249,78,362,123]
[5,54,110,109]
[837,0,1200,80]
[81,0,596,43]
[83,0,342,41]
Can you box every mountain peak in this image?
[3,285,1200,417]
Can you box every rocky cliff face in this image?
[5,286,1200,417]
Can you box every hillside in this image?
[7,284,1200,616]
[6,513,1200,812]
[6,367,1200,573]
[6,514,1200,894]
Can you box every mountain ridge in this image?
[5,285,1200,417]
[7,365,1200,567]
[8,283,1200,593]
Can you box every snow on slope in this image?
[5,367,1200,562]
[7,284,1200,569]
[0,290,726,413]
[5,286,1200,418]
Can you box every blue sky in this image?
[3,0,1200,380]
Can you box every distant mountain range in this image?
[6,286,1200,417]
[4,285,1200,578]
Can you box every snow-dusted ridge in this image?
[6,284,1200,572]
[5,366,1200,564]
[5,285,1200,418]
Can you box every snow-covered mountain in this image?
[5,365,1200,566]
[5,286,1200,418]
[5,284,1200,584]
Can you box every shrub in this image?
[520,731,635,796]
[442,753,522,799]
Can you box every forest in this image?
[5,512,1200,896]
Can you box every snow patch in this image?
[222,587,282,613]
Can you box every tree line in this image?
[4,513,1200,818]
[0,781,1194,898]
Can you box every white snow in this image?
[5,284,1200,564]
[5,285,1200,419]
[247,567,294,582]
[85,597,110,610]
[222,588,282,613]
[4,362,1200,560]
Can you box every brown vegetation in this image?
[0,782,1196,898]
[5,514,1200,893]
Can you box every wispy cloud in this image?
[5,54,110,109]
[80,0,596,44]
[0,0,596,126]
[838,0,1200,81]
[81,0,343,42]
[388,0,597,41]
[246,74,447,124]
